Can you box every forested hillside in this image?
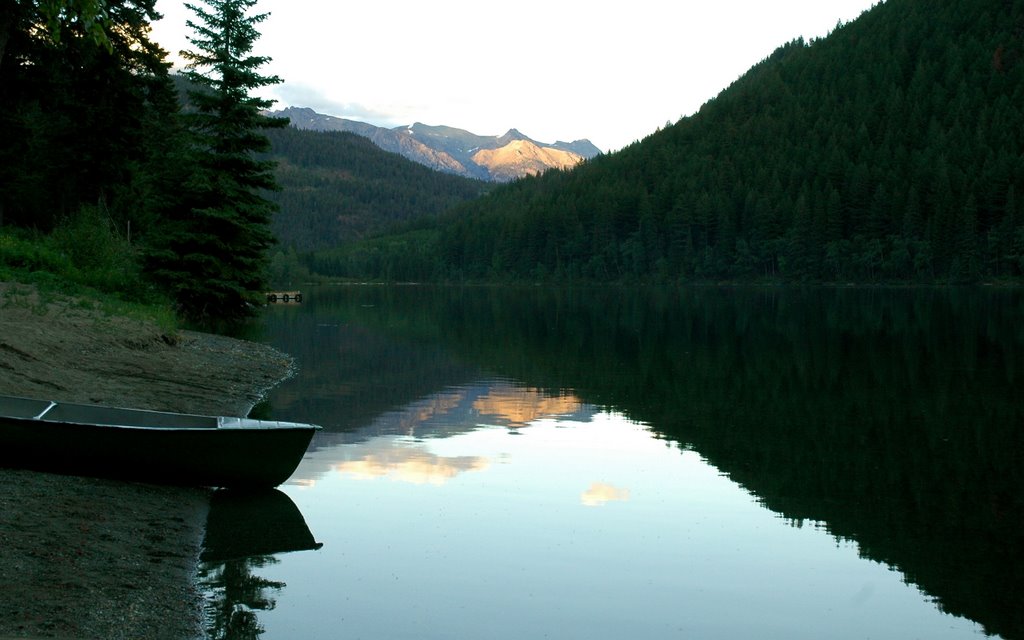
[315,0,1024,283]
[265,127,489,250]
[2,1,296,321]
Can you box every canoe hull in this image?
[0,397,318,488]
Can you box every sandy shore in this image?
[0,283,294,639]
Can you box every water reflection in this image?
[289,382,592,487]
[580,481,631,507]
[472,383,583,428]
[254,285,1021,639]
[333,438,490,485]
[199,557,283,640]
[199,490,322,639]
[268,403,989,639]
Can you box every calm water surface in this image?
[200,286,1023,639]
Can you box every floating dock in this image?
[266,291,302,304]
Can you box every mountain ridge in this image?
[312,0,1024,290]
[471,139,584,182]
[272,106,600,182]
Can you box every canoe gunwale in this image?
[0,395,320,432]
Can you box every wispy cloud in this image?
[268,82,406,126]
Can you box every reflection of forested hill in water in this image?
[301,285,1024,640]
[257,298,487,432]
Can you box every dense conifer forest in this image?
[264,127,489,250]
[0,2,485,315]
[1,0,177,234]
[315,0,1024,283]
[1,0,288,321]
[5,0,1023,292]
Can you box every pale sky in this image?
[150,0,878,152]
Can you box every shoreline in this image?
[0,283,295,639]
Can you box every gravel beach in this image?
[0,283,294,639]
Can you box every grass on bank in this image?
[0,212,178,333]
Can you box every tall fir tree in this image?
[143,0,285,322]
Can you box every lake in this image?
[200,285,1023,639]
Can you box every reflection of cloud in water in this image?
[581,482,631,506]
[290,382,595,486]
[335,442,489,485]
[473,385,583,427]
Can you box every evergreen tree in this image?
[144,0,285,322]
[954,193,980,281]
[0,0,176,231]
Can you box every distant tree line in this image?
[312,0,1024,284]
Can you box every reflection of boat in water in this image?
[201,489,322,563]
[199,489,322,639]
[0,395,320,488]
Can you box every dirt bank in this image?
[0,283,294,639]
